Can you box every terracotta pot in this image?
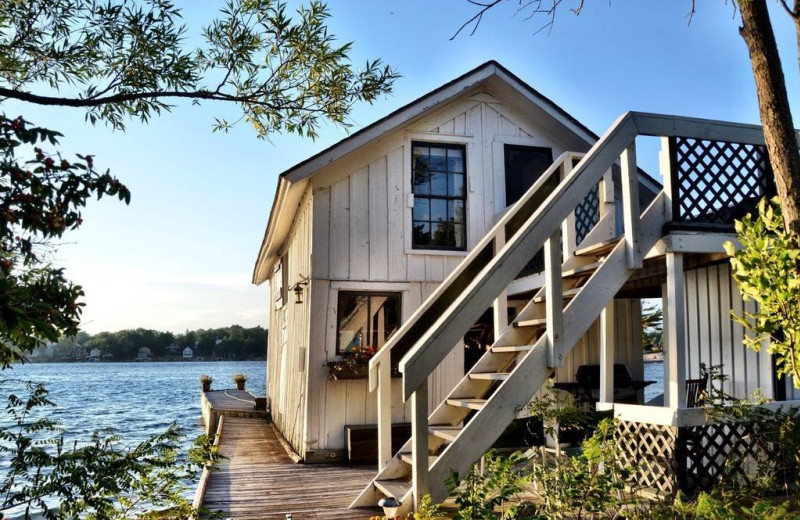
[201,381,211,392]
[236,380,246,390]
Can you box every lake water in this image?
[0,358,664,516]
[0,360,266,518]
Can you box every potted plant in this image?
[200,374,213,392]
[326,345,376,381]
[233,373,248,390]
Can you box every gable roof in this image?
[252,60,662,284]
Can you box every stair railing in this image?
[368,150,583,470]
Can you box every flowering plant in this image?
[326,345,376,381]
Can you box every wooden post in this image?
[411,379,429,510]
[561,160,578,257]
[660,137,675,223]
[544,232,564,368]
[620,143,642,269]
[598,301,615,409]
[492,233,509,339]
[377,359,392,470]
[665,253,687,409]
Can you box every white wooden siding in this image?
[266,188,312,454]
[684,263,773,400]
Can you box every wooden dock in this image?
[200,389,269,433]
[196,390,381,519]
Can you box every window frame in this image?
[335,291,403,356]
[409,140,469,252]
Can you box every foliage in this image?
[407,494,447,520]
[47,325,270,361]
[0,379,223,520]
[724,197,800,386]
[446,450,530,520]
[641,302,663,352]
[326,344,375,380]
[232,372,247,383]
[200,374,213,383]
[0,115,130,367]
[0,0,398,139]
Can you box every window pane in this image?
[430,171,447,196]
[449,199,465,224]
[447,149,464,172]
[431,221,456,246]
[413,221,430,245]
[412,198,430,221]
[413,169,430,195]
[431,199,447,222]
[448,173,465,197]
[370,295,400,348]
[429,147,447,171]
[337,294,368,353]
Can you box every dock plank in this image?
[202,417,380,519]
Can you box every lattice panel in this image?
[679,422,783,492]
[671,137,774,226]
[615,421,679,494]
[574,185,599,245]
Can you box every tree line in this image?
[37,325,268,362]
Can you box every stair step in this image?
[429,426,462,442]
[514,318,546,328]
[446,398,487,410]
[533,287,581,303]
[374,478,411,500]
[562,261,602,280]
[469,372,510,381]
[399,452,438,466]
[490,344,535,353]
[574,237,621,257]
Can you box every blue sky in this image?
[6,0,797,334]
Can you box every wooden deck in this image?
[201,416,381,519]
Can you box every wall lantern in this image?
[291,278,308,304]
[378,497,400,519]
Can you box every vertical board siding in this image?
[268,189,312,455]
[685,264,773,400]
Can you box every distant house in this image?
[183,347,194,359]
[167,344,182,356]
[136,347,152,360]
[89,348,101,359]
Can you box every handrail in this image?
[396,111,778,400]
[367,150,584,390]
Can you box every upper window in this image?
[337,292,401,355]
[411,142,467,250]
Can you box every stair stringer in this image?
[425,192,665,501]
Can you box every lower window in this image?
[336,292,401,355]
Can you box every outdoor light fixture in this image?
[378,497,400,519]
[291,277,308,304]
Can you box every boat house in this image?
[252,61,798,515]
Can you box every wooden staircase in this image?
[350,112,758,515]
[352,194,664,514]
